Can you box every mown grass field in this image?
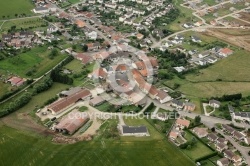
[0,46,67,78]
[0,0,34,20]
[0,124,195,166]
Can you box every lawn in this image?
[0,0,34,20]
[182,131,214,161]
[0,125,195,166]
[0,46,68,78]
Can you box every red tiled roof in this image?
[220,48,233,55]
[91,68,107,78]
[176,118,190,127]
[48,89,91,113]
[55,112,89,134]
[8,76,22,84]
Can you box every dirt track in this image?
[205,28,250,51]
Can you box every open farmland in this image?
[0,125,195,166]
[0,0,34,20]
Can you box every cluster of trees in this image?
[151,49,189,80]
[144,103,156,115]
[48,49,59,59]
[33,77,53,94]
[50,55,74,85]
[152,9,180,26]
[50,69,73,85]
[1,92,32,117]
[213,93,242,102]
[73,69,90,79]
[179,136,197,150]
[43,96,59,106]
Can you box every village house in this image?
[184,102,196,112]
[233,131,245,141]
[156,90,172,104]
[217,138,228,145]
[218,48,233,57]
[232,112,250,122]
[88,68,107,80]
[216,142,228,152]
[207,133,218,142]
[175,118,190,129]
[7,76,26,87]
[217,158,230,166]
[221,124,235,134]
[192,127,208,138]
[209,99,221,108]
[224,150,242,163]
[171,99,184,110]
[169,131,178,140]
[137,33,144,40]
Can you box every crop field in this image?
[0,0,34,20]
[0,124,195,166]
[0,46,67,78]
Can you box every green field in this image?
[0,17,47,34]
[164,49,250,98]
[21,83,70,114]
[0,0,34,20]
[123,117,164,141]
[0,46,67,78]
[182,131,214,160]
[0,82,11,98]
[0,124,195,166]
[168,0,198,31]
